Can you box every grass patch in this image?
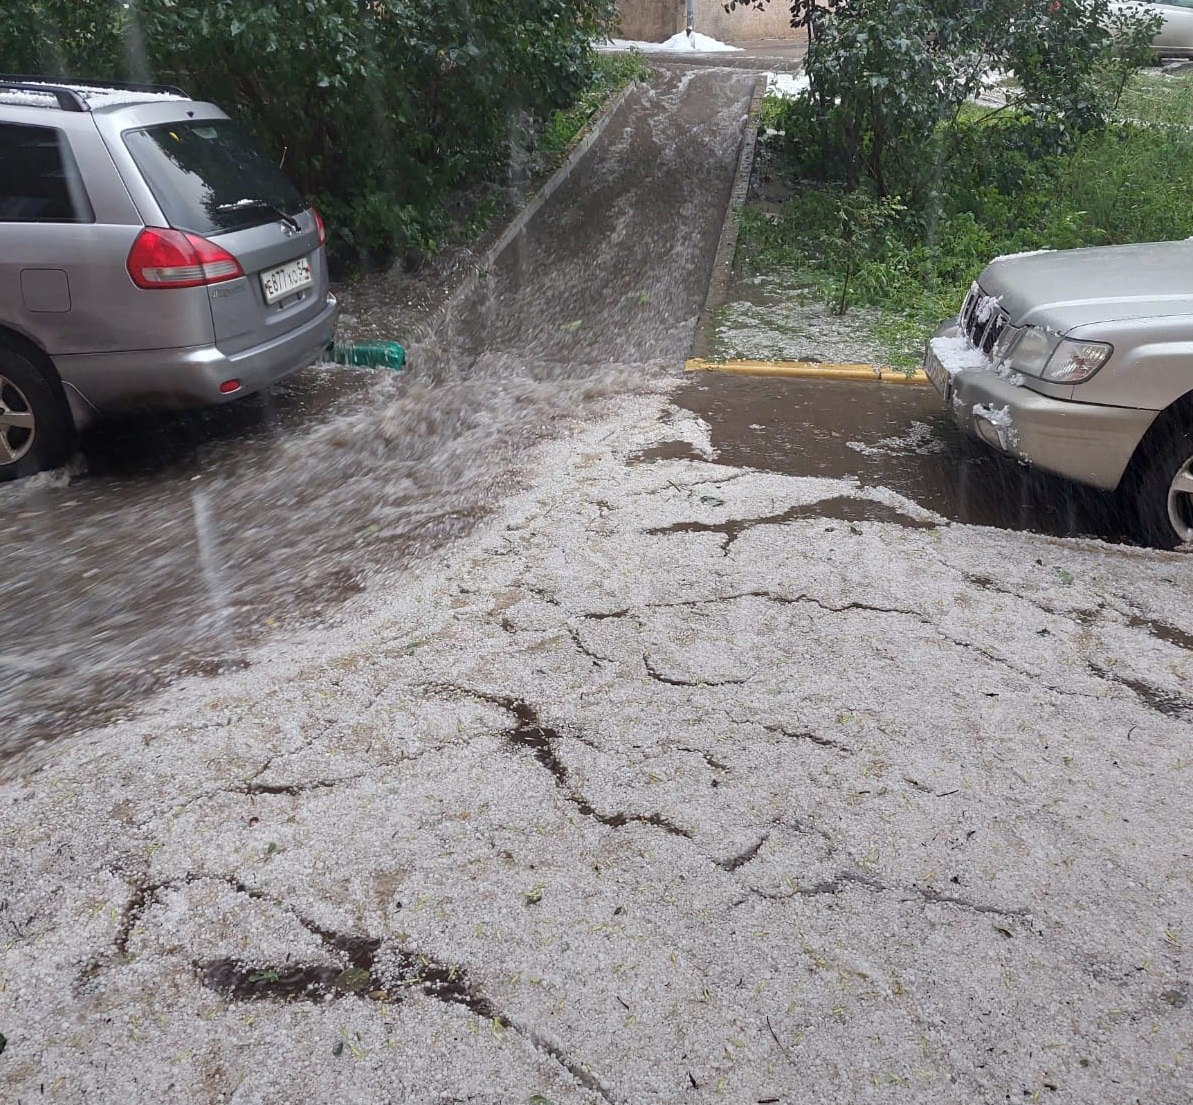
[1114,66,1193,126]
[732,67,1193,366]
[538,50,653,161]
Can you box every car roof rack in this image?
[0,75,189,112]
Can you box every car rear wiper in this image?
[215,199,300,232]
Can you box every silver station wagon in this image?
[0,76,338,479]
[924,241,1193,548]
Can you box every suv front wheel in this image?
[1134,424,1193,549]
[0,346,73,481]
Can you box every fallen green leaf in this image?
[248,970,279,984]
[334,967,372,993]
[560,320,583,332]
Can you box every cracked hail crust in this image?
[0,389,1191,1105]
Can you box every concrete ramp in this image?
[422,65,762,369]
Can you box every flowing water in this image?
[0,66,762,771]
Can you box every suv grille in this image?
[959,283,1009,355]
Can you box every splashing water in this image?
[0,66,761,772]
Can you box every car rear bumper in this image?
[925,320,1157,492]
[55,292,338,423]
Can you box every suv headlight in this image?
[1043,338,1113,383]
[1009,327,1112,383]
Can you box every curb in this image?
[689,73,768,361]
[685,357,929,384]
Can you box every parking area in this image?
[2,60,1191,1105]
[3,376,1191,1104]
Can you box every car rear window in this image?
[0,122,93,223]
[123,119,304,236]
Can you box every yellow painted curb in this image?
[685,358,929,385]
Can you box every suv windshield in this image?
[123,119,304,236]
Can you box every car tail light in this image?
[126,227,244,290]
[313,207,326,247]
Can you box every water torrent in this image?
[0,65,760,771]
[190,487,230,630]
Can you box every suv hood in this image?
[979,240,1193,331]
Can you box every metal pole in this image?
[686,0,694,37]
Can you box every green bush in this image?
[767,0,1160,204]
[0,0,619,272]
[741,69,1193,365]
[537,50,651,161]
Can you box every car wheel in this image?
[1134,425,1193,549]
[0,346,74,481]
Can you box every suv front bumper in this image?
[925,320,1156,492]
[56,293,339,424]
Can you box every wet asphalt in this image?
[0,61,1140,771]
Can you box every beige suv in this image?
[924,241,1193,548]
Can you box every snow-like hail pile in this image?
[767,71,810,98]
[0,79,186,109]
[971,402,1018,449]
[929,332,991,375]
[608,33,743,53]
[1,385,1191,1105]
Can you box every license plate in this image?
[923,343,951,402]
[260,256,312,304]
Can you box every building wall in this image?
[616,0,682,42]
[615,0,800,44]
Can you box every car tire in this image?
[0,345,74,481]
[1133,424,1193,549]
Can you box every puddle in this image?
[200,932,500,1021]
[200,957,371,1002]
[1089,662,1192,718]
[630,439,708,464]
[673,372,1134,543]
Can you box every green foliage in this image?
[1048,122,1193,244]
[800,0,949,196]
[538,50,651,160]
[1113,67,1193,127]
[741,70,1193,366]
[1098,0,1164,110]
[0,0,620,272]
[766,0,1160,203]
